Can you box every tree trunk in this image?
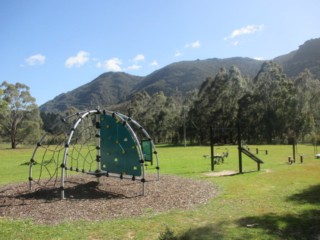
[11,121,17,149]
[11,135,16,149]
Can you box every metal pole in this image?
[96,112,101,183]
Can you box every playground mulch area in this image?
[0,174,217,224]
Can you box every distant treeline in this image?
[40,61,320,145]
[127,61,320,144]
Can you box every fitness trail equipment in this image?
[237,122,264,173]
[28,109,160,199]
[287,138,305,164]
[209,123,264,173]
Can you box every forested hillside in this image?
[14,38,320,146]
[40,57,263,113]
[40,72,143,112]
[40,38,320,114]
[275,38,320,77]
[127,62,320,144]
[132,57,262,96]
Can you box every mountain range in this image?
[40,38,320,113]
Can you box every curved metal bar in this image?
[28,132,48,190]
[60,110,98,199]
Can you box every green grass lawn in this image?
[0,144,320,239]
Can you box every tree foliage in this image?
[128,91,183,143]
[0,81,42,148]
[126,62,320,145]
[2,60,320,147]
[188,66,248,144]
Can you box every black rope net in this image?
[29,112,97,188]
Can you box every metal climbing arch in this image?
[28,109,160,199]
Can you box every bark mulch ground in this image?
[0,174,218,225]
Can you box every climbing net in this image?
[29,111,97,188]
[29,109,160,199]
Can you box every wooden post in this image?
[292,137,296,163]
[210,126,214,171]
[237,121,242,174]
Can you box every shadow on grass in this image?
[159,220,263,240]
[237,210,320,240]
[236,184,320,240]
[159,222,226,240]
[287,184,320,205]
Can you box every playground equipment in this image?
[208,123,264,173]
[209,127,231,171]
[255,148,268,155]
[28,109,160,199]
[287,138,305,164]
[237,123,264,173]
[239,147,264,171]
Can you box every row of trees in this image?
[128,62,320,145]
[1,61,320,148]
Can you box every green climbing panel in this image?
[100,114,142,176]
[141,140,153,163]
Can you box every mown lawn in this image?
[0,144,319,239]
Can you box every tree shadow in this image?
[236,184,320,239]
[159,222,226,240]
[178,223,225,240]
[161,220,268,240]
[287,184,320,205]
[237,210,320,240]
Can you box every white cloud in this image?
[150,60,158,67]
[133,54,145,62]
[174,50,182,57]
[96,62,102,68]
[185,40,200,48]
[225,24,265,40]
[232,41,239,46]
[254,57,265,61]
[65,51,89,68]
[127,64,141,70]
[103,58,122,71]
[25,54,46,66]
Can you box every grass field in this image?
[0,144,320,240]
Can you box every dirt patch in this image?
[0,174,217,225]
[204,170,238,177]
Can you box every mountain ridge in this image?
[40,38,320,113]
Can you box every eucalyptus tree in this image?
[188,66,248,144]
[128,91,182,143]
[293,69,320,142]
[250,61,295,143]
[0,81,42,148]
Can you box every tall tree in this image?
[0,81,42,148]
[250,61,295,143]
[188,66,248,144]
[128,91,182,143]
[293,69,320,142]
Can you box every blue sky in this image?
[1,0,319,105]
